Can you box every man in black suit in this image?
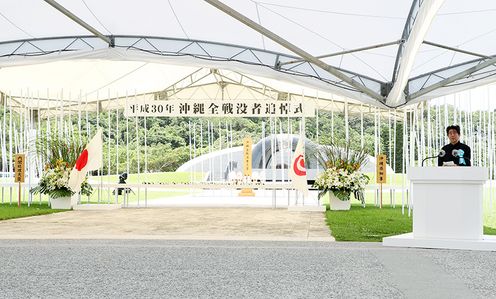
[438,125,471,166]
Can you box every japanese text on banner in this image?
[124,100,315,118]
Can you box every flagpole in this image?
[135,91,140,207]
[1,92,6,205]
[8,92,13,205]
[301,117,305,206]
[107,93,111,204]
[272,126,277,209]
[287,112,291,208]
[97,91,101,204]
[125,91,129,207]
[115,92,120,205]
[301,91,306,207]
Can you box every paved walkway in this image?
[1,240,495,298]
[0,208,333,241]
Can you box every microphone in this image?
[422,150,446,167]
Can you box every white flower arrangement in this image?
[30,135,93,199]
[314,166,369,201]
[312,141,370,202]
[32,159,93,199]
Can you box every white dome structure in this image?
[178,134,393,181]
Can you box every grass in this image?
[484,226,496,235]
[326,204,496,242]
[326,204,412,242]
[0,202,65,221]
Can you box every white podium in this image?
[383,167,496,251]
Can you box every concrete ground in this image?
[1,240,495,298]
[0,208,333,241]
[2,209,495,298]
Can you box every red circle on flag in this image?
[75,149,88,171]
[293,154,306,176]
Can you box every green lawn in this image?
[326,204,496,242]
[325,205,412,242]
[326,182,496,241]
[334,174,496,229]
[0,202,65,221]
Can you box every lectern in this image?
[383,167,496,251]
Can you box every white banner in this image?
[124,100,315,118]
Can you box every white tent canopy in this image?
[0,0,494,108]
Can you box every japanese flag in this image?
[289,138,308,196]
[68,129,103,193]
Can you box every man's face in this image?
[448,129,460,144]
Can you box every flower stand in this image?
[50,196,72,210]
[329,192,351,211]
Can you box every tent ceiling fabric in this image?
[0,0,494,108]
